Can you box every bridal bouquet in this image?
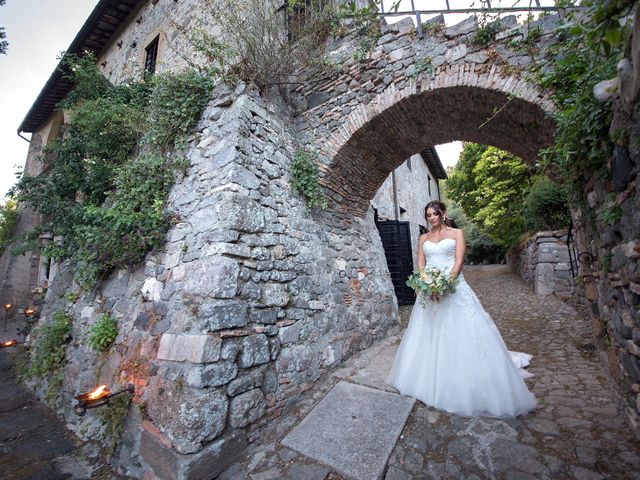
[406,267,459,302]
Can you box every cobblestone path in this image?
[0,345,127,479]
[219,265,640,480]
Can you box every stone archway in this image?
[318,74,554,215]
[293,15,561,215]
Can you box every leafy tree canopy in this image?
[446,143,570,248]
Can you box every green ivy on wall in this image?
[11,53,213,287]
[25,310,73,404]
[291,149,327,211]
[533,0,634,189]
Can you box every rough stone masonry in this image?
[15,5,640,480]
[31,82,398,479]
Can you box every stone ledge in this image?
[140,429,247,480]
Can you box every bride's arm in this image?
[417,234,427,271]
[451,229,466,279]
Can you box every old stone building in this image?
[371,148,446,304]
[3,0,640,478]
[372,148,446,265]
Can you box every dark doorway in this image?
[376,220,416,306]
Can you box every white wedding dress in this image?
[387,238,537,417]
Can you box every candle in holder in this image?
[74,384,134,416]
[3,304,12,332]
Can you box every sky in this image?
[0,0,99,201]
[0,0,552,202]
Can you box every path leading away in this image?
[219,265,640,480]
[0,344,127,479]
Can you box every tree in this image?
[472,146,532,246]
[445,143,533,247]
[445,143,487,220]
[522,176,571,232]
[444,197,504,264]
[0,0,7,55]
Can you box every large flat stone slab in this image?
[282,381,415,480]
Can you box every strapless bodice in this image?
[423,237,456,272]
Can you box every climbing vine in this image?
[98,390,134,454]
[337,1,383,61]
[11,53,213,287]
[25,311,73,404]
[533,0,634,188]
[291,149,326,210]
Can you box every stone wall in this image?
[507,230,573,298]
[571,5,640,429]
[27,84,399,479]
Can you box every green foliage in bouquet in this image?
[406,267,459,302]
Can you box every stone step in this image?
[282,381,415,480]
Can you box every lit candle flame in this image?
[89,385,110,399]
[4,303,12,310]
[1,340,17,347]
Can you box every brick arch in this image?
[314,64,555,216]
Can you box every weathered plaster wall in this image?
[371,153,440,267]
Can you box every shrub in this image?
[522,177,571,232]
[88,313,119,351]
[211,0,334,89]
[291,149,326,210]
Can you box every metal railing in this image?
[567,219,596,281]
[283,0,574,41]
[375,0,572,39]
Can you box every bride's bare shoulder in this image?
[445,227,464,237]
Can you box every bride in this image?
[387,200,537,417]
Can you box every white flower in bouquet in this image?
[406,267,459,302]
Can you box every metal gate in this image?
[376,221,416,306]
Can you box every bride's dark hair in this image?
[424,200,457,228]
